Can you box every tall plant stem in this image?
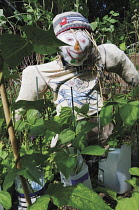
[0,61,31,206]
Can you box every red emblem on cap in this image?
[60,18,67,26]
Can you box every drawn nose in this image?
[74,40,80,51]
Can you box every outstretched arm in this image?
[98,43,139,86]
[16,65,48,102]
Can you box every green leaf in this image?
[20,153,48,167]
[119,101,139,126]
[59,107,72,124]
[29,118,46,136]
[12,100,47,113]
[23,26,67,54]
[130,86,139,98]
[46,183,112,210]
[27,109,39,124]
[12,99,49,112]
[109,11,119,16]
[0,118,4,127]
[126,177,139,192]
[78,104,89,115]
[54,151,76,179]
[3,154,47,191]
[27,195,50,210]
[44,130,55,143]
[115,192,139,210]
[0,150,8,159]
[129,167,139,176]
[0,34,33,68]
[110,19,117,23]
[45,120,60,134]
[120,42,126,51]
[3,168,17,191]
[15,120,28,131]
[113,94,127,102]
[0,191,12,210]
[90,21,98,30]
[75,104,89,115]
[29,124,46,136]
[3,167,43,191]
[18,167,43,187]
[100,103,113,128]
[76,120,97,135]
[59,128,75,144]
[81,145,105,156]
[95,186,118,201]
[72,133,87,151]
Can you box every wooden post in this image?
[0,57,31,206]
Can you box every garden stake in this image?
[96,91,100,145]
[71,87,76,131]
[0,60,31,206]
[132,78,135,99]
[71,87,77,156]
[36,77,42,154]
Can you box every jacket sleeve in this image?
[98,43,139,86]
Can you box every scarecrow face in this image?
[57,30,92,66]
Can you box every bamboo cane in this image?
[0,58,31,206]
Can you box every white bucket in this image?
[17,188,45,210]
[60,162,92,189]
[60,148,92,189]
[15,175,45,209]
[98,145,131,194]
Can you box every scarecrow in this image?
[16,11,139,146]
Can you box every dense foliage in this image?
[0,0,139,209]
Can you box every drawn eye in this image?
[67,38,73,42]
[81,39,86,44]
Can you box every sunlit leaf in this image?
[119,101,139,126]
[59,107,72,124]
[115,192,139,210]
[120,42,126,51]
[27,195,50,210]
[90,21,98,30]
[81,145,105,156]
[100,103,114,128]
[46,183,112,210]
[126,177,139,192]
[27,109,39,125]
[0,191,12,210]
[59,128,75,144]
[129,167,139,176]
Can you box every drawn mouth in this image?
[67,48,87,61]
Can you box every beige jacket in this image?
[16,44,139,119]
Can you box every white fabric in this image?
[98,44,139,85]
[16,57,103,119]
[16,44,139,119]
[57,30,92,66]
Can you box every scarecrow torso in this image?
[39,58,103,119]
